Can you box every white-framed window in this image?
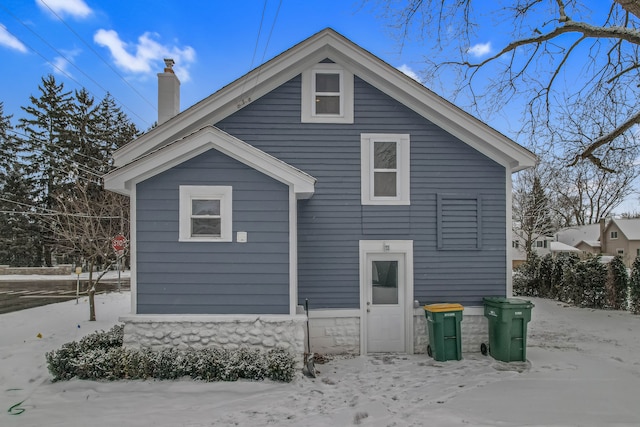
[301,63,353,123]
[535,240,548,248]
[361,133,410,205]
[611,231,618,239]
[617,248,624,255]
[179,185,232,242]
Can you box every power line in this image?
[0,3,152,128]
[37,0,157,113]
[0,22,152,127]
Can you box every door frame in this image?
[359,240,414,355]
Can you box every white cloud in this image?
[0,24,27,53]
[36,0,93,19]
[94,29,196,81]
[467,41,492,58]
[397,64,420,82]
[49,48,81,76]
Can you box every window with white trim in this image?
[611,231,618,239]
[301,63,353,123]
[179,186,232,242]
[361,133,410,205]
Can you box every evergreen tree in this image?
[17,75,75,266]
[606,256,628,310]
[629,257,640,314]
[538,254,554,298]
[514,173,555,260]
[0,166,42,266]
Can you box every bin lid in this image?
[483,297,534,307]
[424,303,464,312]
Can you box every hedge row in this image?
[45,325,297,382]
[514,252,640,313]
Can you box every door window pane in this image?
[372,260,398,304]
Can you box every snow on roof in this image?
[610,218,640,240]
[578,240,601,248]
[550,241,581,252]
[555,224,601,247]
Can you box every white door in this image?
[365,253,405,352]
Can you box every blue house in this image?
[104,29,535,358]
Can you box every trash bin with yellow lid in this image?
[424,303,464,361]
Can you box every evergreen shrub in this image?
[629,257,640,314]
[45,325,297,383]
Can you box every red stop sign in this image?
[112,234,127,252]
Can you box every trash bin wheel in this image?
[480,343,488,356]
[427,344,432,358]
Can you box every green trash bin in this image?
[424,303,463,361]
[482,297,534,362]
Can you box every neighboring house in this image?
[104,29,536,360]
[510,235,579,269]
[556,218,640,267]
[601,218,640,267]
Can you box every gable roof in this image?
[104,125,316,198]
[606,218,640,240]
[555,224,601,247]
[112,28,536,172]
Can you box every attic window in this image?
[179,186,232,242]
[302,63,353,123]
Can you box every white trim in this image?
[360,133,410,205]
[307,308,361,318]
[119,314,307,323]
[289,187,298,315]
[111,29,535,173]
[301,63,354,123]
[130,185,137,314]
[105,126,316,199]
[506,168,513,297]
[359,240,414,355]
[179,185,232,242]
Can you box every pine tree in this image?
[606,256,628,310]
[17,75,75,266]
[629,257,640,314]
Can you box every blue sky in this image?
[0,0,503,132]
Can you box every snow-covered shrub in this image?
[606,256,628,310]
[538,254,554,298]
[78,324,124,351]
[629,257,640,314]
[45,341,81,381]
[513,252,541,296]
[583,257,607,309]
[46,330,297,383]
[552,253,579,301]
[265,349,296,382]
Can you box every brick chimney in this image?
[157,59,180,125]
[599,218,606,254]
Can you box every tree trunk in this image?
[88,260,96,321]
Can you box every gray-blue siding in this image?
[216,75,507,308]
[136,150,290,314]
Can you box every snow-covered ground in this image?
[1,292,639,427]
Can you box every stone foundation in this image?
[119,315,307,367]
[307,308,488,355]
[307,313,360,355]
[413,309,488,354]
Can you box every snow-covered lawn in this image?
[1,292,639,426]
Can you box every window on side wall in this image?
[179,186,232,242]
[611,231,618,239]
[361,133,410,205]
[301,63,353,123]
